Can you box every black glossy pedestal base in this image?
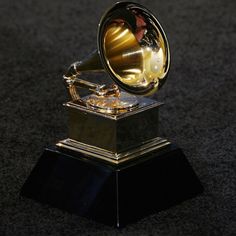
[21,144,203,227]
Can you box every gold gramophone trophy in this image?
[21,2,203,227]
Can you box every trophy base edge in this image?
[56,137,171,164]
[20,144,204,228]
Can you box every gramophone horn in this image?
[64,1,170,102]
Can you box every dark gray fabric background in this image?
[0,0,235,235]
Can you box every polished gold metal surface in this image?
[62,97,163,152]
[59,2,171,164]
[86,92,139,114]
[58,97,170,164]
[101,12,169,95]
[57,137,170,164]
[63,2,170,114]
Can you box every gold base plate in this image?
[56,137,170,164]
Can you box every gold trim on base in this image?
[56,137,171,164]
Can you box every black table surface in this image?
[0,0,235,235]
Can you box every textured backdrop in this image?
[0,0,235,235]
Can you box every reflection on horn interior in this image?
[104,22,143,87]
[103,21,166,90]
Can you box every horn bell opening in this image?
[98,2,170,96]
